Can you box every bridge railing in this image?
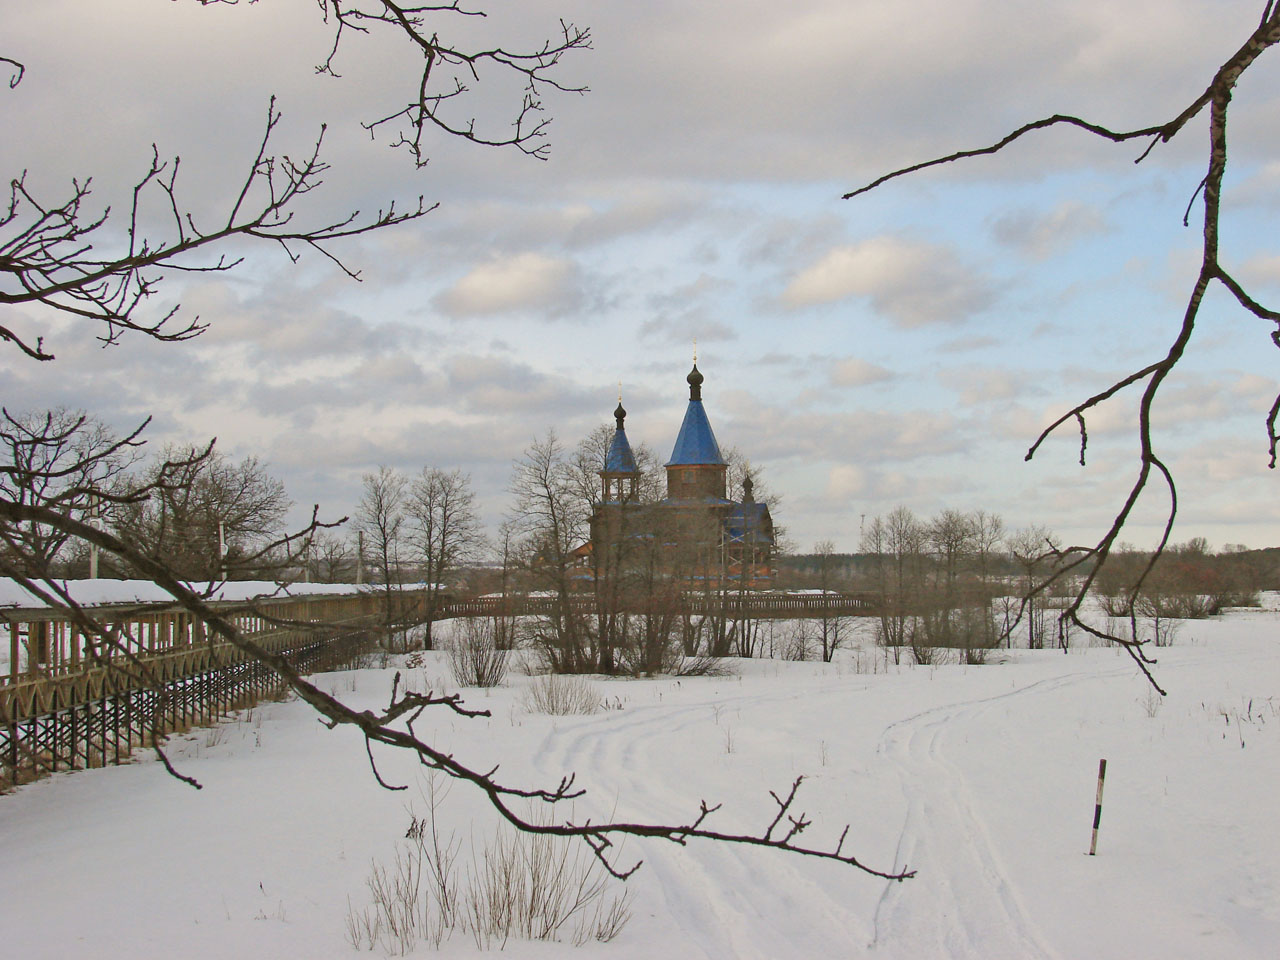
[437,591,879,621]
[0,590,428,722]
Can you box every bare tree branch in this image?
[315,0,591,167]
[2,2,588,359]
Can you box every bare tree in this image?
[110,446,290,580]
[571,422,663,508]
[860,507,1006,664]
[846,5,1280,692]
[813,539,851,663]
[0,408,142,575]
[1006,526,1060,651]
[408,467,483,649]
[968,510,1006,658]
[356,465,410,646]
[308,531,352,583]
[861,506,925,663]
[508,431,596,672]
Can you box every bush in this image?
[465,823,631,948]
[445,618,510,688]
[346,789,629,954]
[520,674,600,715]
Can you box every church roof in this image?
[604,425,638,473]
[725,501,774,545]
[603,400,639,474]
[666,363,726,466]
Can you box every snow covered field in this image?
[1,606,1278,959]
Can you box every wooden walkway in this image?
[1,590,426,790]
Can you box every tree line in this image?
[7,409,1273,671]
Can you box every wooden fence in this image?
[438,591,879,620]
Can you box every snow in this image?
[1,606,1278,958]
[0,578,371,609]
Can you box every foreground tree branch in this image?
[2,3,588,360]
[0,101,433,361]
[845,5,1280,690]
[315,1,591,166]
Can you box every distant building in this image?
[588,362,775,588]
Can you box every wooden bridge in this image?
[0,589,428,791]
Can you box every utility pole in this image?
[87,495,99,579]
[218,521,228,581]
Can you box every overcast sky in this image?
[4,0,1280,554]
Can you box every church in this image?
[586,362,775,588]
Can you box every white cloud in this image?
[433,253,581,317]
[829,357,894,388]
[1239,252,1280,289]
[990,202,1106,259]
[639,316,737,345]
[718,390,968,463]
[781,236,995,326]
[938,367,1032,407]
[826,464,870,499]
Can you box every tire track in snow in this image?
[868,638,1280,957]
[524,678,878,959]
[869,662,1168,959]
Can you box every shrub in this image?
[520,674,600,715]
[465,824,631,948]
[445,618,510,688]
[346,797,629,954]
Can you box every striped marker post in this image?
[1088,758,1107,856]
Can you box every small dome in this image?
[614,401,626,428]
[687,363,704,401]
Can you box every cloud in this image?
[1222,159,1280,212]
[829,357,894,388]
[938,367,1034,407]
[443,354,600,422]
[192,281,410,361]
[7,1,1277,553]
[781,236,996,326]
[433,253,582,317]
[1239,252,1280,290]
[990,202,1106,259]
[639,316,737,345]
[826,464,873,499]
[646,273,732,311]
[822,464,935,504]
[940,334,1001,353]
[717,390,968,464]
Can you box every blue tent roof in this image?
[604,426,638,473]
[666,399,726,466]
